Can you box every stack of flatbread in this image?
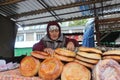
[74,47,102,69]
[54,48,76,62]
[103,50,120,62]
[31,51,50,59]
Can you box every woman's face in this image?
[49,29,59,40]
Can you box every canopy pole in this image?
[95,17,101,46]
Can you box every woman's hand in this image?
[44,48,55,55]
[66,41,75,51]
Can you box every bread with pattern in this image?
[61,62,91,80]
[38,57,63,80]
[19,56,40,77]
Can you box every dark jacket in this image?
[32,34,79,51]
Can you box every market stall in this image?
[0,0,120,80]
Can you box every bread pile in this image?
[19,47,104,80]
[103,50,120,62]
[19,56,64,80]
[75,47,102,69]
[54,48,76,62]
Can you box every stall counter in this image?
[0,68,42,80]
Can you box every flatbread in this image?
[19,56,40,77]
[76,55,99,64]
[54,53,74,62]
[31,51,49,56]
[103,50,120,56]
[31,51,50,59]
[92,59,120,80]
[61,62,91,80]
[77,51,101,60]
[79,47,102,54]
[74,59,94,69]
[55,48,76,57]
[38,57,63,80]
[103,55,120,62]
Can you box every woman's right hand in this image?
[44,48,55,55]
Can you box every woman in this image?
[32,21,79,54]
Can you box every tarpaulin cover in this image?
[82,18,95,47]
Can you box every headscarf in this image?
[47,21,61,39]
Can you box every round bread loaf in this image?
[31,51,50,59]
[54,53,74,62]
[74,59,94,69]
[103,55,120,62]
[79,47,102,54]
[77,51,101,60]
[92,59,120,80]
[103,50,120,56]
[19,56,40,77]
[76,55,99,64]
[38,57,63,80]
[31,51,49,56]
[61,62,91,80]
[55,48,76,57]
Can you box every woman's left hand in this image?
[66,41,75,51]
